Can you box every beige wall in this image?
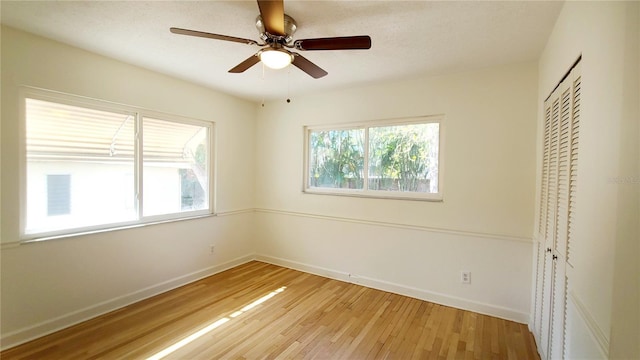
[1,27,257,348]
[256,63,538,238]
[537,2,639,358]
[254,62,538,323]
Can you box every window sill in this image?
[20,213,216,245]
[303,188,443,202]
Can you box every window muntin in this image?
[23,92,213,239]
[305,117,442,201]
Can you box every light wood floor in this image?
[2,261,539,359]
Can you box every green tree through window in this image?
[309,129,364,189]
[369,123,439,192]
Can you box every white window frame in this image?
[303,115,444,201]
[19,87,216,241]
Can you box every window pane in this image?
[368,123,439,193]
[25,98,136,235]
[308,129,364,189]
[143,118,208,217]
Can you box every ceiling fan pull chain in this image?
[286,69,291,103]
[261,62,266,107]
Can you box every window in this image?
[23,90,213,239]
[305,116,442,200]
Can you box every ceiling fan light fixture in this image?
[259,49,293,70]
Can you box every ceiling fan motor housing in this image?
[256,14,297,44]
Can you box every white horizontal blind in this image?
[26,98,135,162]
[142,117,206,165]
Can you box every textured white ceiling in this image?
[1,1,563,102]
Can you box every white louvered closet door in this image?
[541,89,560,359]
[533,61,581,360]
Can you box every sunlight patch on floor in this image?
[145,286,287,360]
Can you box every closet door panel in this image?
[533,61,580,360]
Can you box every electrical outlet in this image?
[209,245,215,255]
[461,271,471,284]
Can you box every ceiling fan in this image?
[170,0,371,79]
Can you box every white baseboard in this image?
[255,254,529,324]
[0,253,256,351]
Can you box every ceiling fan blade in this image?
[294,36,372,51]
[292,53,328,79]
[257,0,285,36]
[170,27,258,45]
[229,54,261,73]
